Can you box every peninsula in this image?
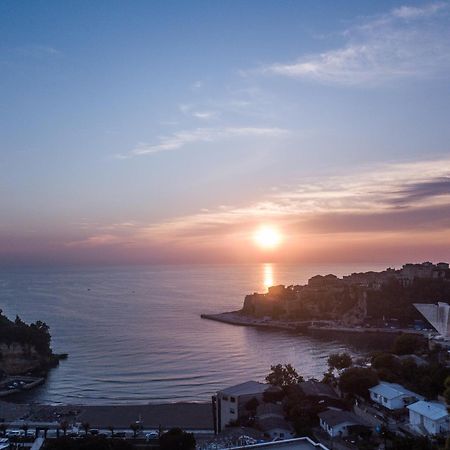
[202,262,450,335]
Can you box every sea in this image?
[0,262,393,405]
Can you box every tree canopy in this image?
[265,364,303,388]
[327,352,353,372]
[159,428,196,450]
[338,367,379,399]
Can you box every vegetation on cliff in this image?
[0,310,52,355]
[0,309,62,376]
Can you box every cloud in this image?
[14,45,63,58]
[72,156,450,254]
[262,2,450,85]
[127,126,289,156]
[192,111,217,120]
[391,2,447,19]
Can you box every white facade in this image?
[369,382,424,410]
[407,401,450,436]
[414,302,450,337]
[318,410,367,438]
[319,418,357,438]
[214,381,268,433]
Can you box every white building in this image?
[414,302,450,337]
[369,382,424,410]
[224,437,330,450]
[407,401,450,436]
[213,381,269,433]
[318,409,369,438]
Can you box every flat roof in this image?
[225,437,329,450]
[407,401,448,421]
[220,381,268,396]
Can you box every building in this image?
[369,382,424,410]
[318,409,369,438]
[213,381,269,433]
[414,302,450,338]
[258,416,294,440]
[224,437,330,450]
[298,380,339,400]
[407,401,450,436]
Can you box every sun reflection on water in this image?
[263,263,274,292]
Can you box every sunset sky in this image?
[1,0,449,265]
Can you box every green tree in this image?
[129,423,139,439]
[327,352,352,372]
[159,428,196,450]
[392,333,424,355]
[265,364,303,388]
[21,423,29,438]
[81,422,90,436]
[338,367,378,399]
[59,420,69,437]
[444,376,450,408]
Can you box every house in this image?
[318,409,370,438]
[224,436,330,449]
[299,380,339,400]
[369,382,424,410]
[407,401,450,436]
[256,402,284,419]
[258,416,294,440]
[213,381,269,433]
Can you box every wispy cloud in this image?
[261,2,450,85]
[14,44,63,58]
[125,126,289,157]
[70,157,450,251]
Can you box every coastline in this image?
[201,311,427,336]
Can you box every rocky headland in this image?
[0,310,65,377]
[202,262,450,334]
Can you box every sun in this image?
[253,226,282,250]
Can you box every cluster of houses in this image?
[213,378,450,448]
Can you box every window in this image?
[222,395,228,401]
[230,396,236,403]
[230,408,235,414]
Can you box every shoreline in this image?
[201,311,427,336]
[0,400,214,430]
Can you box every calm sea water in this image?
[0,263,391,405]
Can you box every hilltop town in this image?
[239,262,450,328]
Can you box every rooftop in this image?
[225,437,329,450]
[369,382,423,400]
[407,401,448,421]
[318,409,365,427]
[220,381,268,396]
[258,416,292,432]
[299,380,339,399]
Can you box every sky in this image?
[0,0,449,265]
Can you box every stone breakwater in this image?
[201,311,426,336]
